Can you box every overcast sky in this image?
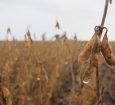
[0,0,115,41]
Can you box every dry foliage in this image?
[0,41,115,105]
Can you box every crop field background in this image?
[0,40,115,105]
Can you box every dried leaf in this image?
[2,86,13,105]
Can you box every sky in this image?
[0,0,115,41]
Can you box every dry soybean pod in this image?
[79,28,99,61]
[101,28,115,66]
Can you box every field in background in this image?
[0,41,115,105]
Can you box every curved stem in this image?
[101,0,109,27]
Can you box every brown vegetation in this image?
[0,41,115,105]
